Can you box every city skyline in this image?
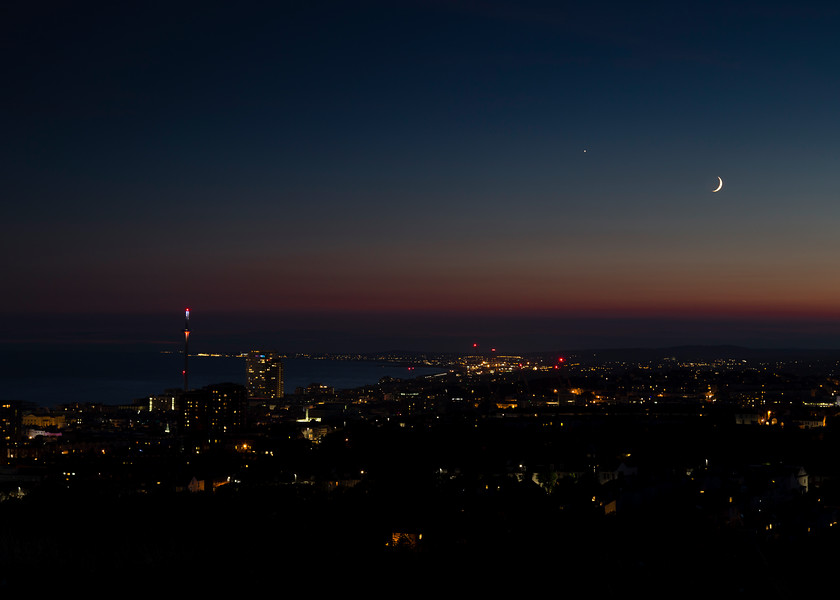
[4,1,840,350]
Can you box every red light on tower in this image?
[558,357,565,363]
[183,307,191,392]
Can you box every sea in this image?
[0,345,445,408]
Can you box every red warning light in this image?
[558,357,565,363]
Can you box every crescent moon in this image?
[712,176,723,192]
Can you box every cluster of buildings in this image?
[2,341,839,595]
[2,345,840,506]
[0,349,286,463]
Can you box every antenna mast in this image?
[184,307,190,391]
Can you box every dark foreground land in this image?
[2,404,839,596]
[3,483,833,596]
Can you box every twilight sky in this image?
[4,1,840,351]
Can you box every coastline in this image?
[0,347,445,408]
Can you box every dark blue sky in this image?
[4,1,840,351]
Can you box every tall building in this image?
[181,382,247,441]
[246,351,284,399]
[0,401,23,463]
